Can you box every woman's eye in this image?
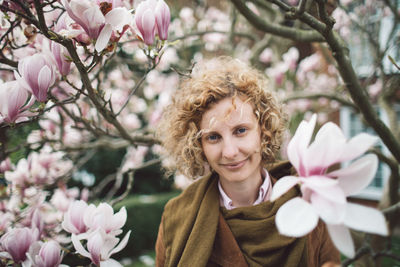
[206,134,220,142]
[235,127,247,135]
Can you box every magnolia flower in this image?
[0,81,35,124]
[51,41,71,76]
[0,227,39,264]
[14,53,56,103]
[135,0,170,45]
[62,0,132,51]
[27,241,63,267]
[84,203,127,235]
[155,0,170,40]
[271,114,388,258]
[0,158,13,173]
[62,200,89,234]
[71,228,131,266]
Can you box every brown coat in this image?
[156,213,340,267]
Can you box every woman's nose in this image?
[222,137,239,159]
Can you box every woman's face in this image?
[200,97,262,185]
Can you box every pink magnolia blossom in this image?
[27,240,63,267]
[62,0,132,51]
[71,228,131,266]
[0,227,39,263]
[135,0,171,45]
[0,158,13,173]
[84,203,127,235]
[135,0,157,45]
[271,114,388,258]
[155,0,170,40]
[62,200,89,234]
[14,54,56,103]
[51,41,71,76]
[0,81,35,124]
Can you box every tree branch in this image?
[284,92,358,110]
[230,0,325,42]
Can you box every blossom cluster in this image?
[0,148,130,266]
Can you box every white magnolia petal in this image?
[287,114,317,172]
[100,258,123,267]
[270,176,299,202]
[303,182,346,204]
[105,7,131,30]
[300,176,338,187]
[109,230,131,256]
[95,24,112,52]
[304,122,346,174]
[112,206,127,230]
[310,192,346,224]
[71,234,91,258]
[344,203,388,236]
[326,224,355,258]
[341,133,379,162]
[329,154,378,196]
[275,197,319,237]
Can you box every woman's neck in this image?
[219,171,263,208]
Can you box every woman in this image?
[155,57,340,267]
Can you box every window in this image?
[340,107,395,200]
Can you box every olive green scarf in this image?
[162,162,308,267]
[221,190,308,266]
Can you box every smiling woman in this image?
[155,56,341,267]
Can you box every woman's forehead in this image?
[200,97,256,130]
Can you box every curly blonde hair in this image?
[156,56,286,178]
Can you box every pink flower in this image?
[0,81,35,124]
[271,114,388,258]
[0,158,12,173]
[71,228,131,266]
[27,240,63,267]
[84,203,127,235]
[51,41,71,76]
[135,0,171,45]
[155,0,170,40]
[62,0,132,51]
[0,227,39,263]
[62,200,89,234]
[135,0,157,45]
[36,241,63,267]
[14,53,56,103]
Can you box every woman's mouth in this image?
[220,159,247,170]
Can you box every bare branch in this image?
[284,92,358,110]
[230,0,325,42]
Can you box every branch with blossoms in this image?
[0,0,173,265]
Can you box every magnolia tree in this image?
[0,0,399,266]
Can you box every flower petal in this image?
[344,202,388,236]
[95,24,112,52]
[105,7,131,31]
[37,66,52,102]
[270,176,299,202]
[100,258,123,267]
[329,154,378,196]
[326,224,355,258]
[111,206,127,230]
[287,114,316,174]
[302,181,346,204]
[310,192,346,224]
[71,234,91,258]
[341,133,379,162]
[303,122,346,175]
[275,197,319,237]
[109,230,131,256]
